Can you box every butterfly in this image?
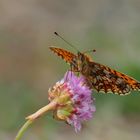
[49,47,140,95]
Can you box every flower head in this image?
[48,71,96,132]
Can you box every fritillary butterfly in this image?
[50,47,140,95]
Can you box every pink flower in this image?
[49,71,96,132]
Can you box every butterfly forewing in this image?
[50,47,140,95]
[50,47,77,64]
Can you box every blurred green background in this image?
[0,0,140,140]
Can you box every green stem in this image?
[15,95,69,140]
[15,120,33,140]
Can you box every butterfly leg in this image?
[64,64,75,81]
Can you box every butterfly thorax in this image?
[71,52,91,76]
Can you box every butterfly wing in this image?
[87,61,140,95]
[49,47,76,64]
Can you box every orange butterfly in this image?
[50,46,140,95]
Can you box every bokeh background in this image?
[0,0,140,140]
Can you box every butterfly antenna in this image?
[83,49,96,54]
[54,32,79,51]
